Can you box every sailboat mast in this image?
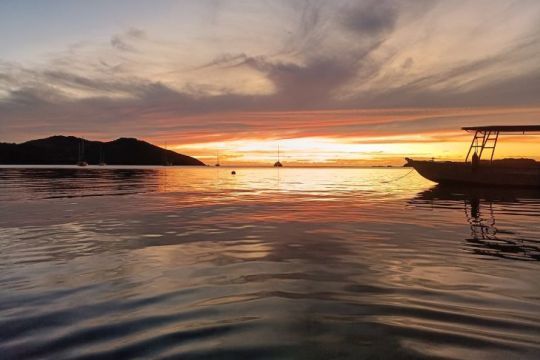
[273,143,283,167]
[76,138,88,166]
[78,140,84,162]
[214,149,222,166]
[164,143,169,165]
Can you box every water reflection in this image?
[411,185,540,261]
[0,166,432,201]
[0,167,162,200]
[1,168,540,359]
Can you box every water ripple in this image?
[0,167,539,359]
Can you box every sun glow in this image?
[170,133,540,166]
[139,106,540,167]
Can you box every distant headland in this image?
[0,136,205,166]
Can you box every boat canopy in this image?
[463,125,540,133]
[463,125,540,162]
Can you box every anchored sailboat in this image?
[215,150,220,167]
[98,145,106,166]
[273,145,283,167]
[163,144,173,166]
[77,139,88,167]
[406,125,540,187]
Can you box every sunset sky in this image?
[1,0,539,165]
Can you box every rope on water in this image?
[380,168,415,184]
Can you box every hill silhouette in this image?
[0,136,205,166]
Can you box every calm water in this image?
[1,167,539,359]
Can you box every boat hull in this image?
[406,159,540,187]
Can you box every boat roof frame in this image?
[463,125,540,163]
[462,125,540,133]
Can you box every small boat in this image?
[273,145,283,167]
[98,146,106,166]
[77,140,88,167]
[406,125,540,187]
[215,150,220,167]
[163,144,173,166]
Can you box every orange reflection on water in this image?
[1,167,540,359]
[154,167,438,223]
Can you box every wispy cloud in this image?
[110,28,146,52]
[1,0,539,155]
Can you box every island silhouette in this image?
[0,136,205,166]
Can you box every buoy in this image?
[231,170,236,175]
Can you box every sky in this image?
[1,0,539,165]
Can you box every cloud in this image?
[110,36,135,52]
[1,1,540,144]
[342,0,398,35]
[197,53,250,70]
[110,27,146,52]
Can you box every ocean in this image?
[0,166,539,359]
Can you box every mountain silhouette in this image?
[0,136,205,166]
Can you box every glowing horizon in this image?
[163,107,540,165]
[170,133,540,167]
[1,1,540,165]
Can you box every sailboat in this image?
[77,139,88,167]
[215,150,221,167]
[98,145,106,166]
[273,145,283,167]
[163,144,173,166]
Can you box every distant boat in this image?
[215,150,220,167]
[163,144,173,166]
[406,125,540,187]
[273,145,283,167]
[77,140,88,167]
[98,145,106,166]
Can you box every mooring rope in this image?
[380,168,416,183]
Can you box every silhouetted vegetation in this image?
[0,136,205,166]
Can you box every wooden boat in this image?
[406,125,540,187]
